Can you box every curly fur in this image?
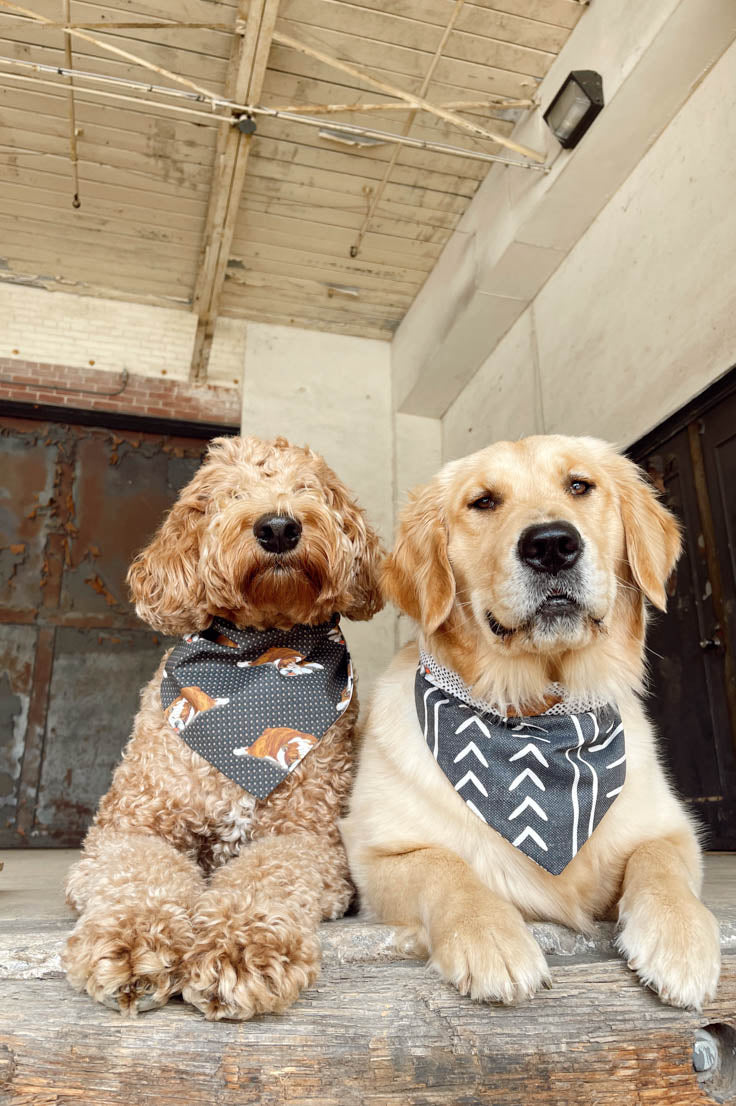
[63,435,383,1019]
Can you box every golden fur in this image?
[341,435,720,1010]
[64,435,383,1019]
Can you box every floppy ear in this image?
[615,456,682,611]
[382,481,455,633]
[342,512,386,621]
[127,475,210,636]
[315,457,385,621]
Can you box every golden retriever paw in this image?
[429,912,551,1004]
[617,890,721,1010]
[63,904,188,1015]
[181,902,320,1020]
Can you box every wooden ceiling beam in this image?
[189,0,280,383]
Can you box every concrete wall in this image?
[240,322,395,689]
[443,37,736,460]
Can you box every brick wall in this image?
[0,357,241,426]
[0,284,244,425]
[0,282,246,388]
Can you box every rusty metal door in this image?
[634,385,736,850]
[1,416,207,847]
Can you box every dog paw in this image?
[181,903,320,1020]
[63,903,189,1015]
[429,909,551,1004]
[617,890,721,1010]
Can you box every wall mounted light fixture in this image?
[543,71,604,149]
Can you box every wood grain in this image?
[0,0,583,339]
[0,949,733,1105]
[1,853,734,1105]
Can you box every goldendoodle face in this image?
[128,436,384,634]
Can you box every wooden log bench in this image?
[1,850,734,1106]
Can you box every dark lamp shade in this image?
[543,71,604,149]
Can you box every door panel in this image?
[36,627,169,843]
[700,403,736,731]
[0,416,208,846]
[636,388,736,850]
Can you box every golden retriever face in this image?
[128,436,384,635]
[384,436,681,683]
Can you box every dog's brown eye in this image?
[569,478,594,496]
[469,493,497,511]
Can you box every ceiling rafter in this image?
[0,0,577,352]
[189,0,281,383]
[350,0,465,259]
[270,27,544,163]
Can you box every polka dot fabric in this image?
[161,615,353,798]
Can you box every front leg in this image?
[358,845,550,1004]
[182,832,351,1020]
[616,833,721,1009]
[64,827,205,1015]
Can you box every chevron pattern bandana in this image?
[415,654,626,875]
[161,616,353,799]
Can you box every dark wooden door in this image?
[0,416,207,847]
[634,386,736,850]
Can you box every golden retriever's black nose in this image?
[518,521,582,574]
[253,513,302,553]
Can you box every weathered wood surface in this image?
[0,951,734,1105]
[1,852,735,1105]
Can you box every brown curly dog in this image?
[63,435,384,1020]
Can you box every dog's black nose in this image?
[253,513,302,554]
[518,521,582,574]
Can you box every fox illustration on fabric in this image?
[233,727,319,771]
[236,646,325,676]
[164,684,230,732]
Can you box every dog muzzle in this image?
[161,615,353,798]
[415,651,625,875]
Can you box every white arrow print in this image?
[509,767,545,792]
[454,741,488,767]
[455,715,491,739]
[465,799,486,821]
[508,795,548,822]
[509,743,549,767]
[512,826,548,851]
[589,721,623,751]
[455,770,488,797]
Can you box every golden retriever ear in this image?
[382,482,455,633]
[127,480,209,636]
[616,458,682,611]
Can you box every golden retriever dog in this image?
[64,435,383,1019]
[341,435,720,1010]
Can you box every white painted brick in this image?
[0,285,244,394]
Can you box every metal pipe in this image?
[0,58,546,170]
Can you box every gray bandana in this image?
[415,654,625,875]
[161,616,353,798]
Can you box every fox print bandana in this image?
[161,616,353,798]
[415,653,626,875]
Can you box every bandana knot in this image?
[161,616,353,798]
